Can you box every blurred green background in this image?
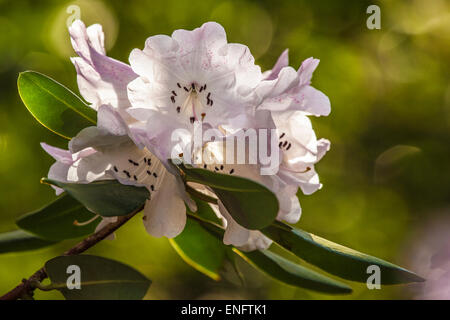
[0,0,449,299]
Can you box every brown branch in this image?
[0,206,143,300]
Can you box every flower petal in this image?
[278,167,322,195]
[273,110,319,168]
[218,201,250,247]
[142,173,187,238]
[295,85,331,116]
[69,105,130,153]
[69,20,137,112]
[276,185,302,224]
[48,161,70,195]
[298,57,320,86]
[41,143,73,164]
[262,49,289,80]
[215,201,272,250]
[69,151,113,183]
[238,231,272,252]
[317,138,331,161]
[256,66,299,102]
[69,126,129,154]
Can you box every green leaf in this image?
[263,222,424,284]
[16,194,99,241]
[0,230,57,254]
[193,198,222,224]
[45,255,151,300]
[42,179,149,217]
[170,201,228,280]
[177,163,278,230]
[18,71,96,139]
[235,249,352,294]
[183,213,351,294]
[170,219,227,281]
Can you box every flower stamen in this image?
[73,214,100,226]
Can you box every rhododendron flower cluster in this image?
[44,20,330,251]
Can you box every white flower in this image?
[191,139,301,251]
[255,51,331,195]
[272,110,330,195]
[42,20,195,238]
[45,21,330,251]
[120,22,300,250]
[43,106,195,238]
[256,49,331,116]
[126,22,262,159]
[69,19,137,124]
[199,50,333,250]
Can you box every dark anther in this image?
[203,84,207,90]
[279,133,285,139]
[183,86,189,92]
[229,168,234,174]
[153,173,158,178]
[190,117,195,124]
[207,92,211,99]
[172,90,177,96]
[177,106,181,113]
[199,86,204,92]
[177,83,181,88]
[147,159,151,165]
[210,100,214,106]
[123,170,131,178]
[133,175,138,181]
[171,96,175,103]
[191,83,195,90]
[220,165,224,170]
[283,141,288,147]
[203,164,207,169]
[147,170,151,175]
[286,143,292,150]
[279,141,283,148]
[113,166,118,172]
[150,185,155,191]
[215,167,219,171]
